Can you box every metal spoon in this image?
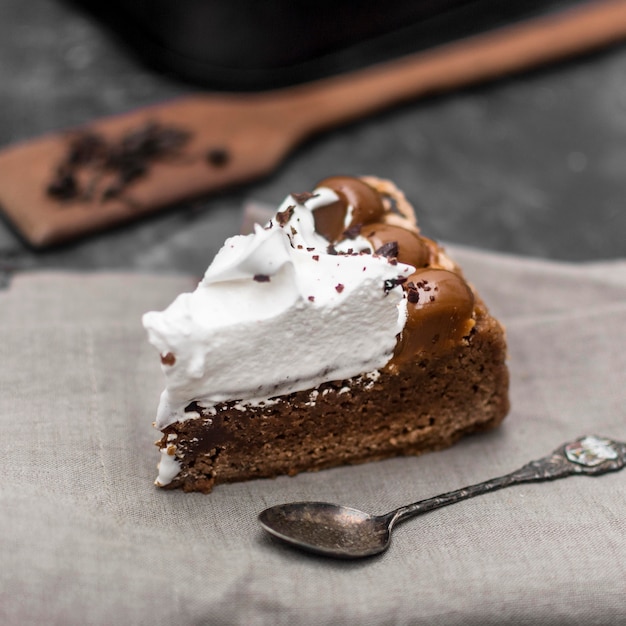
[258,435,626,559]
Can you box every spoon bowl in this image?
[258,502,392,558]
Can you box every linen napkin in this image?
[0,245,625,625]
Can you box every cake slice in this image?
[143,176,509,493]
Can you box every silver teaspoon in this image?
[258,435,626,559]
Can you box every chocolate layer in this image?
[158,301,508,493]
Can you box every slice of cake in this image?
[143,176,509,493]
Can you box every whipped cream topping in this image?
[143,187,414,429]
[155,446,182,487]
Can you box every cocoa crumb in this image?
[407,288,420,304]
[47,121,191,205]
[67,131,107,166]
[160,352,176,366]
[383,276,407,293]
[375,241,398,259]
[335,283,345,293]
[308,295,315,302]
[312,255,319,261]
[290,191,319,204]
[47,165,79,200]
[206,147,230,167]
[253,274,271,282]
[342,223,362,240]
[276,204,295,226]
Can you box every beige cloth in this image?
[1,246,625,625]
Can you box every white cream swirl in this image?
[143,189,413,429]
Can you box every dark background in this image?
[1,0,625,277]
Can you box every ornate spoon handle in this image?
[389,436,626,527]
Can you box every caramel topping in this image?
[362,222,430,268]
[389,269,475,367]
[314,176,385,242]
[304,176,476,367]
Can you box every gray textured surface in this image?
[1,0,626,276]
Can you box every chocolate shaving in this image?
[67,132,107,166]
[383,276,407,294]
[342,223,362,240]
[160,352,176,366]
[407,288,420,304]
[101,182,123,202]
[308,296,315,302]
[47,120,191,204]
[253,274,271,282]
[206,147,230,167]
[312,255,320,261]
[47,165,79,200]
[375,241,399,259]
[335,283,345,293]
[290,191,319,204]
[276,204,295,227]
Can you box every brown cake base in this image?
[156,301,509,494]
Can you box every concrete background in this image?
[1,0,625,278]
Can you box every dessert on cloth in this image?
[1,241,625,624]
[143,176,509,492]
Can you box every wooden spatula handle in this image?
[276,0,626,135]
